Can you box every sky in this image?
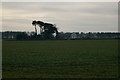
[2,2,118,32]
[1,0,119,2]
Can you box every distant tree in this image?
[32,20,37,35]
[43,23,58,39]
[32,20,59,39]
[16,32,28,40]
[36,21,44,34]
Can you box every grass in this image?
[2,40,118,78]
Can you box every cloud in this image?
[2,2,118,32]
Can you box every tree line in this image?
[2,31,120,40]
[1,20,120,40]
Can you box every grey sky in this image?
[2,2,118,32]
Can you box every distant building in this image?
[70,32,79,39]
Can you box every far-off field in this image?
[2,40,118,78]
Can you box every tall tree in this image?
[43,23,58,39]
[32,20,59,39]
[36,21,44,34]
[32,20,37,34]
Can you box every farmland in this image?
[2,40,118,78]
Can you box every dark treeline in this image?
[1,31,120,40]
[1,20,59,40]
[1,20,120,40]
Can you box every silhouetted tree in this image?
[32,20,59,39]
[36,21,44,34]
[32,20,37,35]
[16,32,28,40]
[43,23,58,39]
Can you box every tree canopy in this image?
[32,20,58,39]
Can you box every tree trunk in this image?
[35,25,37,34]
[40,26,43,34]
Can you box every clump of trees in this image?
[32,20,58,39]
[16,32,29,40]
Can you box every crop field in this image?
[2,40,118,78]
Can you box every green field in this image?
[2,40,118,78]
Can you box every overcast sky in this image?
[2,2,118,32]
